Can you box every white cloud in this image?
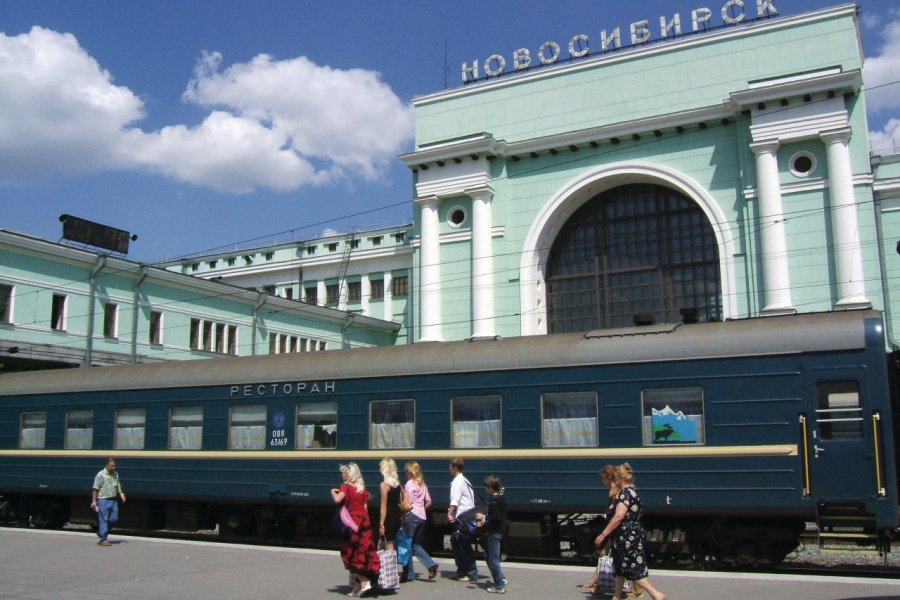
[863,18,900,116]
[869,118,900,155]
[0,27,145,181]
[0,27,413,192]
[184,52,414,182]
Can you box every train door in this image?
[808,378,873,498]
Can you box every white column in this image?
[361,274,370,317]
[417,196,443,341]
[821,128,869,309]
[383,271,394,322]
[469,186,495,338]
[750,140,795,315]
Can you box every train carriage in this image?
[0,309,897,565]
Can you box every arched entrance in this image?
[546,183,722,332]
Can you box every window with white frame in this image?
[65,409,94,449]
[103,302,118,338]
[229,404,266,449]
[115,408,146,450]
[149,310,163,345]
[542,392,598,447]
[19,412,47,449]
[227,325,238,354]
[0,284,12,323]
[169,406,203,449]
[370,399,414,449]
[51,293,67,331]
[296,402,337,449]
[452,396,501,448]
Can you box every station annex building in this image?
[2,2,900,373]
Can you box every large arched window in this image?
[546,183,721,333]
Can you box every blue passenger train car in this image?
[1,309,897,565]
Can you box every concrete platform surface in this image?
[1,529,898,600]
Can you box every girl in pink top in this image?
[400,461,439,582]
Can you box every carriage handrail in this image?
[872,412,885,497]
[799,414,811,497]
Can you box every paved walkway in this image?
[1,529,899,599]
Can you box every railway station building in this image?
[184,2,900,348]
[3,2,900,370]
[0,229,400,371]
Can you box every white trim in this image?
[520,162,736,335]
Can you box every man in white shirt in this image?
[447,457,478,581]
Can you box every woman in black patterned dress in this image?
[593,463,666,600]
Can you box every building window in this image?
[318,340,327,351]
[370,279,384,300]
[190,319,200,349]
[227,257,236,267]
[328,242,339,252]
[371,236,382,246]
[19,412,46,449]
[149,311,162,345]
[542,392,598,447]
[297,402,337,449]
[284,287,294,300]
[208,260,217,269]
[51,293,67,331]
[228,325,238,354]
[452,396,501,448]
[115,408,146,450]
[169,407,203,449]
[265,251,274,261]
[326,283,339,305]
[191,263,199,272]
[348,281,361,302]
[215,322,225,353]
[229,405,266,450]
[394,232,405,242]
[816,381,862,440]
[103,302,118,338]
[448,206,468,228]
[306,246,316,255]
[305,287,318,305]
[547,183,722,332]
[392,276,409,297]
[789,151,817,178]
[202,321,213,351]
[641,387,705,446]
[370,399,414,449]
[350,239,360,249]
[0,284,12,323]
[65,409,94,449]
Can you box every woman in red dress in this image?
[331,462,380,597]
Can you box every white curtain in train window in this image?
[452,396,501,448]
[170,406,203,449]
[297,402,337,449]
[230,404,266,449]
[19,412,47,449]
[65,409,94,449]
[370,400,414,449]
[115,408,146,450]
[542,393,598,447]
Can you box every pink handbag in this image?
[339,505,359,532]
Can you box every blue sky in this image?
[2,0,898,264]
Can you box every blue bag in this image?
[395,527,412,566]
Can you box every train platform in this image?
[2,528,899,600]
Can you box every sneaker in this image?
[486,586,506,594]
[357,583,372,597]
[98,540,111,547]
[428,565,439,580]
[502,578,508,585]
[457,574,473,582]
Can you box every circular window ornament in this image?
[789,151,817,178]
[448,206,468,228]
